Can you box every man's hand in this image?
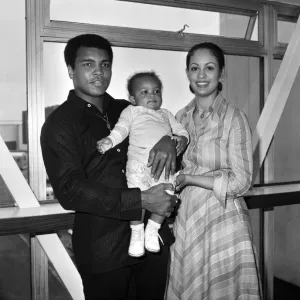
[173,136,188,156]
[141,183,177,218]
[147,136,176,181]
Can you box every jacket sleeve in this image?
[213,109,253,207]
[40,119,141,221]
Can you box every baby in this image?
[97,71,189,257]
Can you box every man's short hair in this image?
[64,34,113,69]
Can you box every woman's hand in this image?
[175,174,214,191]
[175,174,190,191]
[147,136,177,182]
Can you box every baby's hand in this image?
[173,136,188,155]
[97,137,113,154]
[175,174,189,191]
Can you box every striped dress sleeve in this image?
[213,109,253,207]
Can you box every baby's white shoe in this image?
[129,224,145,257]
[145,219,161,253]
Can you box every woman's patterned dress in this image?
[166,94,261,300]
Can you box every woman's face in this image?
[186,48,223,100]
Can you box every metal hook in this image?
[177,24,189,37]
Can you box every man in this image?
[40,34,178,300]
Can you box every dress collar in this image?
[184,92,225,120]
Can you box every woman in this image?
[166,42,261,300]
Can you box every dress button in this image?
[87,104,91,107]
[117,149,121,152]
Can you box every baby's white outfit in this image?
[108,105,189,189]
[107,104,189,256]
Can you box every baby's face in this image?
[130,76,162,111]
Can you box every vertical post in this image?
[256,5,276,300]
[262,5,276,185]
[26,0,47,200]
[262,208,274,300]
[26,2,85,297]
[262,6,276,300]
[31,236,49,300]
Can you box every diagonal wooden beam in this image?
[245,15,257,40]
[0,131,84,298]
[0,135,39,208]
[37,234,84,300]
[252,15,300,181]
[0,133,84,299]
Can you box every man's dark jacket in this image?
[40,90,174,274]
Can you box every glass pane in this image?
[0,175,16,207]
[220,14,258,41]
[0,0,28,190]
[273,59,300,183]
[0,234,31,299]
[50,0,257,40]
[275,204,300,294]
[278,20,296,44]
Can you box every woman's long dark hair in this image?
[186,42,225,94]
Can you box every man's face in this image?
[68,47,112,102]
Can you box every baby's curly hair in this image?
[127,71,163,96]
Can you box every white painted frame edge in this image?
[252,14,300,179]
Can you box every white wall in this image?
[44,43,191,116]
[44,43,260,128]
[45,0,220,116]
